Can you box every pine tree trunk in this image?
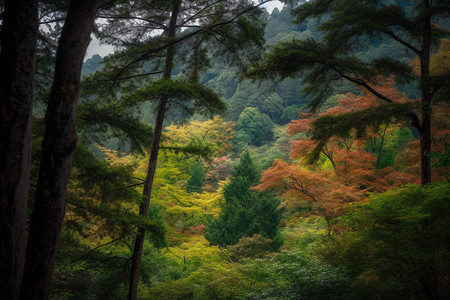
[128,97,167,300]
[0,1,38,299]
[128,2,180,299]
[420,0,432,185]
[20,1,99,299]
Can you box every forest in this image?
[0,0,449,299]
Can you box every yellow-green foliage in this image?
[281,216,328,250]
[163,236,226,269]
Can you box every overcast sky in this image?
[84,1,284,61]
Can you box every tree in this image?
[20,1,100,298]
[249,0,450,184]
[205,152,282,250]
[186,161,206,193]
[91,2,267,297]
[164,116,236,157]
[0,1,38,298]
[235,107,274,147]
[330,183,450,299]
[254,88,415,229]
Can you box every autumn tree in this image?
[249,0,450,184]
[254,87,415,228]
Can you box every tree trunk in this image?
[0,1,38,299]
[420,0,432,185]
[20,1,99,299]
[128,2,180,299]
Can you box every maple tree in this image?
[249,0,450,185]
[255,83,416,228]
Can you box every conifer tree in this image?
[0,1,38,298]
[205,152,282,250]
[20,1,100,299]
[186,161,206,193]
[88,1,268,297]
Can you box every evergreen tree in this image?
[20,1,100,298]
[205,152,282,250]
[0,1,38,298]
[186,160,206,193]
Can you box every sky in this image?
[84,1,284,61]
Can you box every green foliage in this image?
[186,160,206,193]
[280,105,300,123]
[262,92,284,120]
[327,183,450,299]
[128,79,227,118]
[235,107,274,147]
[227,234,274,261]
[205,152,282,250]
[242,250,357,300]
[77,103,153,153]
[81,54,103,77]
[373,126,415,169]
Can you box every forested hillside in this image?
[1,1,449,299]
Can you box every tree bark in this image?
[128,2,180,299]
[20,1,99,299]
[0,1,38,299]
[420,0,432,185]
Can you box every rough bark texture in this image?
[0,1,38,299]
[420,0,432,185]
[19,1,99,299]
[128,2,180,299]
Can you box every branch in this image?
[39,6,68,22]
[73,232,130,262]
[39,18,66,24]
[85,256,129,270]
[97,14,168,30]
[124,182,145,188]
[179,0,222,26]
[99,71,164,82]
[330,67,394,103]
[112,0,273,85]
[383,30,421,55]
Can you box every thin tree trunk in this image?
[128,2,180,299]
[20,1,99,299]
[0,1,38,299]
[420,0,432,185]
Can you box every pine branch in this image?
[111,0,272,85]
[97,14,168,30]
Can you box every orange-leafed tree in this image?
[255,82,417,226]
